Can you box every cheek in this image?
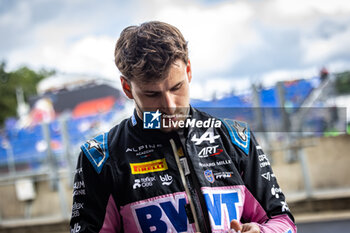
[182,83,190,96]
[176,86,190,104]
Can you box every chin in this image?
[160,126,179,133]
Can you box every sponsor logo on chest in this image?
[126,144,163,158]
[198,145,223,158]
[133,176,156,189]
[159,174,173,186]
[191,127,220,145]
[203,188,243,230]
[198,159,232,168]
[131,193,191,232]
[130,158,168,174]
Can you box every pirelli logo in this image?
[130,158,168,174]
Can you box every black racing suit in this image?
[70,107,296,233]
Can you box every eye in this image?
[145,92,160,97]
[171,83,183,91]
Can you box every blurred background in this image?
[1,0,350,232]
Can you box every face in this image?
[121,59,192,132]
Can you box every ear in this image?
[186,59,192,83]
[120,76,133,99]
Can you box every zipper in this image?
[173,132,211,233]
[169,139,200,232]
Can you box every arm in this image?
[70,151,121,233]
[239,133,296,233]
[221,119,296,233]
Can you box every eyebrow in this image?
[143,80,184,94]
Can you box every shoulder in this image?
[80,132,110,174]
[81,117,133,173]
[220,118,250,156]
[80,117,130,174]
[192,107,251,156]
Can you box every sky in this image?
[1,0,350,100]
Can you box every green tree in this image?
[0,61,55,126]
[335,71,350,94]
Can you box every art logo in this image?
[143,110,161,129]
[198,145,223,158]
[130,158,168,174]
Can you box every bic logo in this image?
[203,189,242,230]
[143,110,161,129]
[132,194,190,233]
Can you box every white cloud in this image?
[8,35,118,78]
[190,76,251,100]
[302,27,350,64]
[3,0,350,100]
[259,0,350,27]
[134,0,263,78]
[0,1,31,28]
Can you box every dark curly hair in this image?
[114,21,188,82]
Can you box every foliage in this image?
[335,71,350,94]
[0,61,55,126]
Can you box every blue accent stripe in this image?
[131,113,137,126]
[221,119,250,156]
[81,132,109,174]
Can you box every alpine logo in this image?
[191,127,220,145]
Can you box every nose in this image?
[161,92,176,115]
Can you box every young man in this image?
[70,21,297,233]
